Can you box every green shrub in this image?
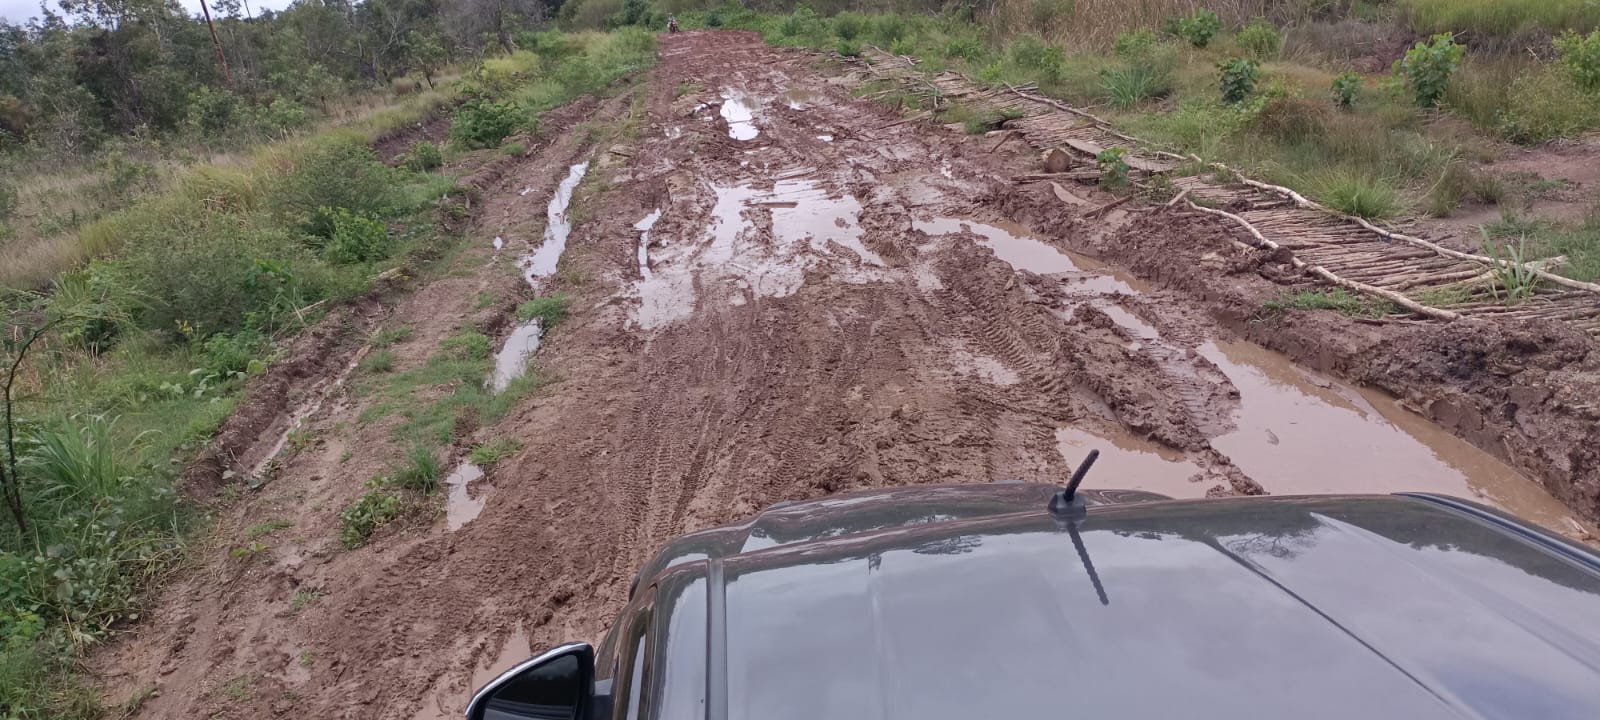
[403,141,443,172]
[451,100,526,149]
[1113,29,1158,59]
[273,137,394,229]
[835,39,862,57]
[258,98,309,135]
[338,479,404,549]
[1169,9,1221,48]
[833,12,864,40]
[1009,35,1066,84]
[1236,18,1281,59]
[1250,95,1329,142]
[945,36,986,61]
[1219,58,1261,105]
[1555,30,1600,92]
[1495,68,1600,143]
[1395,33,1465,108]
[779,6,824,40]
[871,14,908,44]
[201,329,268,376]
[889,37,917,57]
[184,85,239,136]
[1332,71,1362,109]
[321,208,391,265]
[1029,0,1075,32]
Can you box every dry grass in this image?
[986,0,1335,49]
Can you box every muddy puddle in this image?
[520,162,589,287]
[1197,338,1579,528]
[490,321,543,393]
[719,89,760,141]
[931,216,1591,529]
[635,209,662,279]
[246,349,368,481]
[631,178,884,329]
[445,461,488,531]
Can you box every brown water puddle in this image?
[631,179,884,329]
[1198,339,1580,529]
[445,461,488,531]
[719,89,760,141]
[1056,427,1206,499]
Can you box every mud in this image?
[101,30,1600,720]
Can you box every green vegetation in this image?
[1331,72,1362,110]
[1096,147,1131,189]
[1396,34,1465,108]
[1481,235,1541,303]
[1,25,654,719]
[1218,59,1261,105]
[468,438,525,466]
[517,296,573,328]
[289,589,323,614]
[1262,289,1391,318]
[338,478,406,549]
[1167,9,1221,48]
[1399,0,1600,38]
[246,520,293,540]
[1555,30,1600,91]
[1235,19,1281,60]
[1313,169,1403,219]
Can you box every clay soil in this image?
[95,31,1600,718]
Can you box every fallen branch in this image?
[1014,171,1101,183]
[1084,195,1134,220]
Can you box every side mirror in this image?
[466,642,596,720]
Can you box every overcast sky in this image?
[1,0,296,24]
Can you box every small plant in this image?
[889,37,916,57]
[945,36,985,61]
[339,478,405,549]
[371,325,412,347]
[1555,30,1600,92]
[1395,33,1465,108]
[1008,35,1065,83]
[392,444,442,492]
[1097,147,1130,189]
[1113,29,1158,59]
[1236,18,1281,59]
[1331,71,1362,110]
[247,519,293,539]
[1261,289,1386,318]
[835,39,861,57]
[230,541,270,560]
[1218,58,1260,105]
[403,141,443,172]
[289,589,323,613]
[360,349,396,373]
[1168,8,1221,48]
[517,295,571,328]
[500,141,526,157]
[1481,234,1540,304]
[451,99,526,149]
[468,437,524,466]
[299,651,316,667]
[321,208,392,265]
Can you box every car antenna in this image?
[1051,449,1109,605]
[1049,449,1099,520]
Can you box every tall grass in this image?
[1399,0,1600,38]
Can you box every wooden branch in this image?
[1185,201,1460,321]
[1084,195,1133,219]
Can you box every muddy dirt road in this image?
[98,31,1597,718]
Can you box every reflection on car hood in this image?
[660,493,1600,720]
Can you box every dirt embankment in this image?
[96,30,1598,720]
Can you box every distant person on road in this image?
[668,15,679,33]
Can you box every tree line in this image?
[0,0,566,154]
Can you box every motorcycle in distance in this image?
[667,15,679,33]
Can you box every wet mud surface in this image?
[98,31,1599,719]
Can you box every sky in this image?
[0,0,296,24]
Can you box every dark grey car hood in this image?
[643,489,1600,720]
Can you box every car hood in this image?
[685,494,1600,720]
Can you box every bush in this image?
[1250,95,1329,142]
[1236,18,1281,59]
[1494,68,1600,143]
[1113,29,1158,59]
[184,85,239,136]
[945,36,985,61]
[273,137,394,230]
[403,140,444,172]
[835,39,862,57]
[1097,147,1130,188]
[1395,33,1465,108]
[320,208,391,265]
[1009,35,1065,84]
[1555,30,1600,92]
[889,37,916,57]
[258,98,309,136]
[1332,71,1362,109]
[450,100,526,149]
[1168,9,1221,48]
[870,14,908,44]
[1219,58,1261,105]
[833,12,864,40]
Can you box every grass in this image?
[289,589,323,613]
[245,519,293,539]
[1262,289,1392,318]
[370,325,413,347]
[1399,0,1600,38]
[359,349,397,374]
[392,444,442,493]
[468,438,524,466]
[1311,169,1403,220]
[516,295,572,328]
